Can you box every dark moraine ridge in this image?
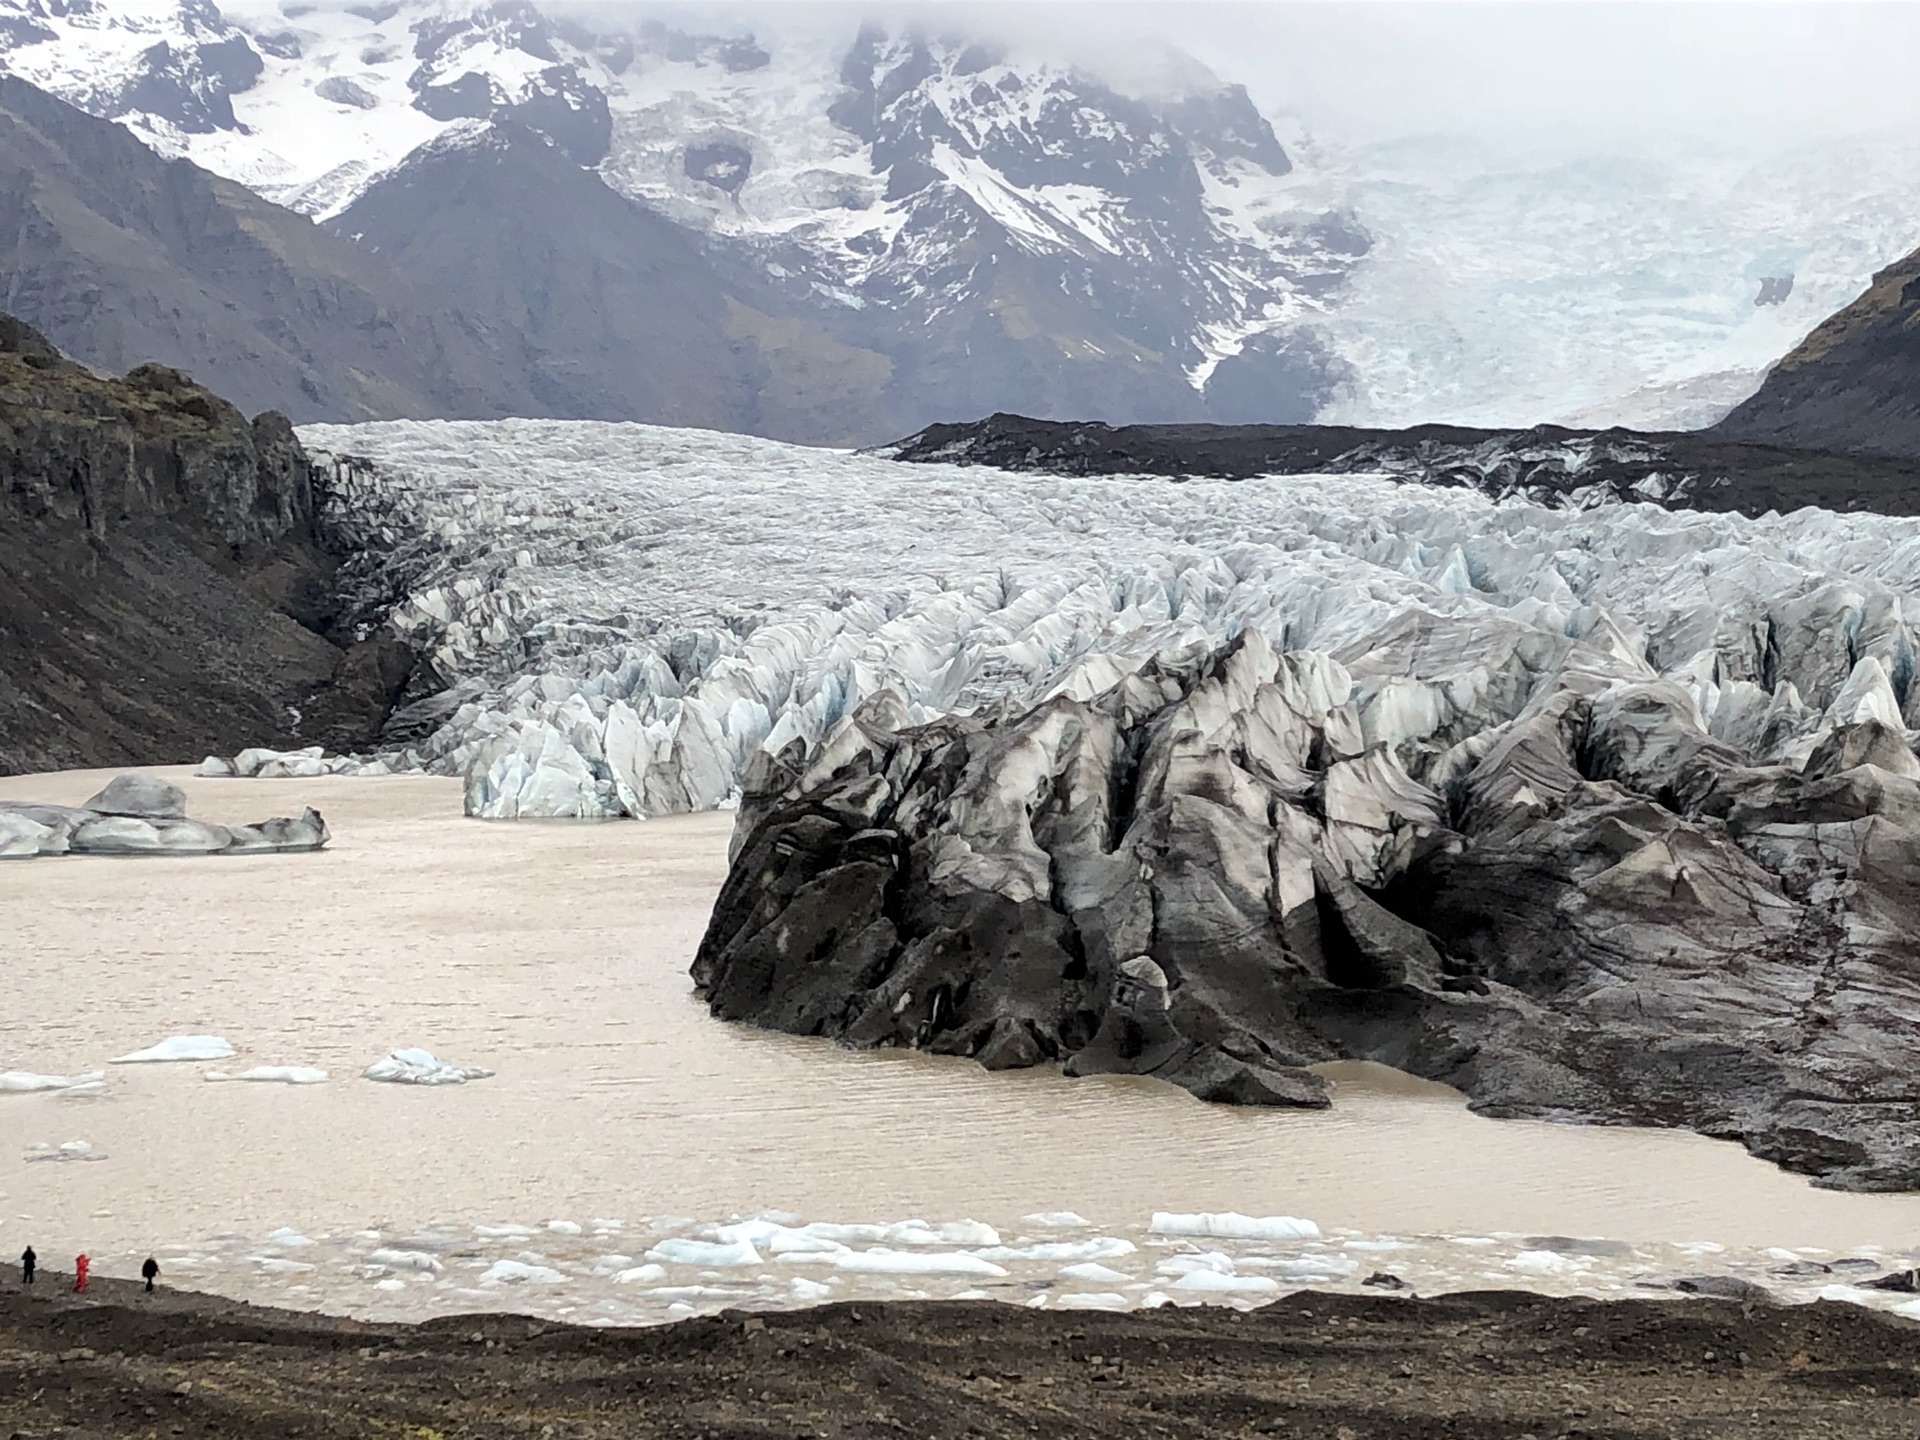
[0,316,414,776]
[885,412,1920,517]
[6,1278,1920,1439]
[698,621,1920,1193]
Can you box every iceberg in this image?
[0,1070,104,1094]
[1149,1213,1323,1242]
[361,1049,494,1085]
[205,1067,328,1085]
[111,1036,235,1064]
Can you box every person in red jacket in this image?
[73,1253,89,1293]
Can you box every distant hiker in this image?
[73,1253,89,1294]
[19,1247,32,1285]
[142,1256,159,1293]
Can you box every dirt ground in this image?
[6,1276,1920,1439]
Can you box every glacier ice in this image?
[0,1070,104,1094]
[1150,1213,1323,1242]
[361,1049,494,1086]
[204,1066,328,1085]
[110,1036,235,1064]
[300,419,1920,829]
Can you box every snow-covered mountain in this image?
[5,0,1920,430]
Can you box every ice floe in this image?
[205,1066,329,1085]
[24,1139,105,1163]
[1150,1212,1322,1242]
[110,1036,235,1064]
[0,1070,104,1094]
[361,1049,494,1085]
[50,1205,1920,1330]
[480,1260,566,1285]
[645,1237,763,1268]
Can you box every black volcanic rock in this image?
[0,318,414,774]
[696,627,1920,1191]
[884,413,1920,518]
[1716,243,1920,459]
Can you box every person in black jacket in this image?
[19,1247,32,1285]
[141,1256,159,1293]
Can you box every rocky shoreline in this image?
[4,1278,1919,1439]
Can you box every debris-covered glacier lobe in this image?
[300,418,1920,832]
[696,623,1920,1192]
[885,413,1920,518]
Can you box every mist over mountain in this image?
[2,0,1919,435]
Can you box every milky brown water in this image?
[5,769,1920,1323]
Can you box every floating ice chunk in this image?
[1816,1284,1883,1305]
[547,1220,583,1235]
[264,1228,314,1248]
[1156,1253,1235,1277]
[788,1276,833,1301]
[367,1249,444,1274]
[1149,1212,1320,1242]
[205,1066,328,1085]
[931,1220,1001,1247]
[475,1223,537,1239]
[250,1256,316,1274]
[1057,1293,1131,1311]
[0,1070,104,1094]
[1170,1270,1281,1295]
[1239,1254,1360,1280]
[612,1264,668,1285]
[974,1237,1137,1263]
[836,1250,1008,1277]
[375,1278,406,1292]
[1507,1250,1579,1276]
[111,1035,234,1064]
[1023,1211,1092,1229]
[1060,1262,1132,1284]
[588,1254,636,1275]
[25,1139,105,1162]
[783,1248,1009,1277]
[646,1237,763,1268]
[1342,1239,1407,1253]
[480,1260,566,1285]
[362,1048,494,1085]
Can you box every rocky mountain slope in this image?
[0,316,412,775]
[332,120,896,445]
[1715,239,1920,458]
[0,73,542,423]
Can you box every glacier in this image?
[295,418,1920,827]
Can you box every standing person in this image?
[141,1256,159,1293]
[73,1253,89,1294]
[18,1247,32,1285]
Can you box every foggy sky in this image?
[563,1,1920,155]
